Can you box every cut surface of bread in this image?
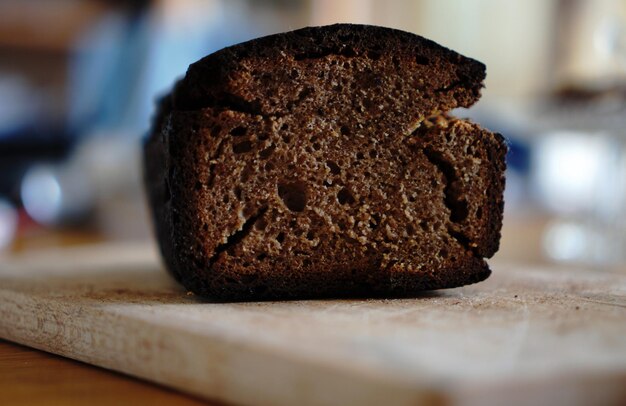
[144,24,506,300]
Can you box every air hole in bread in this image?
[278,181,307,212]
[415,55,430,65]
[230,126,247,136]
[233,140,253,154]
[369,213,381,229]
[451,200,469,222]
[326,160,341,175]
[259,145,275,159]
[276,232,285,243]
[337,187,355,205]
[298,86,313,100]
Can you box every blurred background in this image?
[1,0,625,269]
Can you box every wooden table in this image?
[0,339,211,405]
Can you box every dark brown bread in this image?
[144,24,506,300]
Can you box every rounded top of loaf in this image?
[171,24,486,118]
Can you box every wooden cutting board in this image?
[1,242,626,406]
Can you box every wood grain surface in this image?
[1,242,626,406]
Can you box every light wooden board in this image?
[1,242,626,406]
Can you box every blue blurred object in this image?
[0,74,42,139]
[68,1,260,138]
[506,137,531,175]
[0,74,68,203]
[68,8,149,136]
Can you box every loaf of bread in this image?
[144,24,506,300]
